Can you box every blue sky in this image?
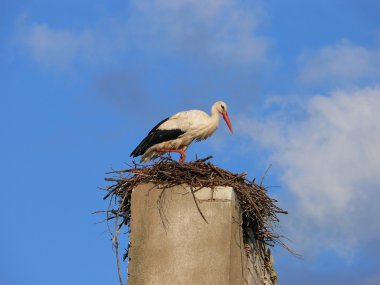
[1,1,380,284]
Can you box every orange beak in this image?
[222,111,234,134]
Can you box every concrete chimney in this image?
[127,183,276,285]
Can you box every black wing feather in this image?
[130,117,185,157]
[147,117,170,135]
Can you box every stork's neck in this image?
[210,104,221,126]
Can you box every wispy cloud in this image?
[13,1,269,68]
[297,40,380,86]
[13,14,129,68]
[14,15,93,67]
[237,86,380,256]
[130,0,269,63]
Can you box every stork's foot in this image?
[179,151,186,163]
[178,148,186,163]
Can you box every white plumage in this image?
[130,101,233,162]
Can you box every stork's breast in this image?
[193,124,218,141]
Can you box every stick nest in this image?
[102,156,290,259]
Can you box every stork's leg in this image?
[156,147,187,163]
[178,148,186,163]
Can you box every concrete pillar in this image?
[127,183,273,285]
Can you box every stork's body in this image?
[130,101,233,162]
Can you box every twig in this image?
[157,187,169,232]
[260,164,272,186]
[113,190,129,285]
[189,185,208,224]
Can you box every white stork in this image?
[130,101,233,163]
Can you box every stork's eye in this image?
[221,105,225,110]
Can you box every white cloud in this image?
[13,15,129,68]
[237,86,380,255]
[297,40,380,85]
[13,1,268,67]
[134,0,235,20]
[20,24,93,67]
[130,0,268,63]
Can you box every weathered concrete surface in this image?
[127,183,272,285]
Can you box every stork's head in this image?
[214,101,234,134]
